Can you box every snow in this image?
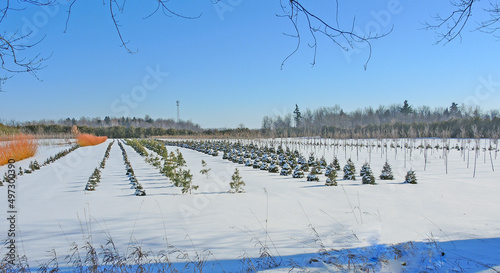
[0,138,499,272]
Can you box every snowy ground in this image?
[0,138,499,272]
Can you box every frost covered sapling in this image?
[280,163,292,176]
[360,162,369,177]
[404,169,417,184]
[379,161,394,180]
[268,161,279,173]
[308,153,316,167]
[319,156,327,168]
[307,167,320,181]
[332,156,341,171]
[253,159,262,169]
[325,168,337,186]
[292,166,304,178]
[361,164,376,185]
[343,159,356,180]
[229,168,245,193]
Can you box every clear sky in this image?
[1,0,499,129]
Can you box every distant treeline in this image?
[18,115,202,132]
[261,102,500,139]
[2,102,500,139]
[258,119,499,139]
[18,124,198,138]
[0,115,202,138]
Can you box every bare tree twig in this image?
[425,0,500,44]
[279,0,392,70]
[424,0,475,44]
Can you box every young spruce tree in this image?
[325,168,337,186]
[174,169,198,194]
[361,164,376,185]
[229,168,245,193]
[200,159,211,178]
[332,156,341,171]
[379,161,394,180]
[404,169,417,184]
[343,159,356,180]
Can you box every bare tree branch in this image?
[425,0,500,44]
[64,0,78,33]
[105,0,201,55]
[2,0,500,83]
[425,0,475,44]
[0,0,55,81]
[477,1,500,37]
[109,0,136,54]
[279,0,392,70]
[0,32,48,81]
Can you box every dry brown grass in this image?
[0,134,38,165]
[77,134,108,147]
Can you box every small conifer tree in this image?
[174,169,198,194]
[229,168,245,193]
[379,161,394,180]
[332,156,341,171]
[360,162,369,177]
[325,168,337,186]
[361,165,376,185]
[404,169,417,184]
[175,149,186,168]
[343,159,356,180]
[200,159,211,178]
[307,167,320,181]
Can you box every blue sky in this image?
[1,0,499,129]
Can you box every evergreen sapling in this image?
[361,164,376,185]
[380,161,394,180]
[325,168,337,186]
[404,169,417,184]
[343,159,356,180]
[360,162,369,177]
[200,160,211,178]
[229,168,245,193]
[332,156,341,171]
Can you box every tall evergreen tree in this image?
[449,102,460,117]
[400,100,413,115]
[293,104,302,128]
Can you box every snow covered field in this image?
[0,138,499,272]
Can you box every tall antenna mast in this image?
[176,100,180,122]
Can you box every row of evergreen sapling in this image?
[85,141,115,191]
[163,140,248,193]
[163,139,419,191]
[118,141,146,196]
